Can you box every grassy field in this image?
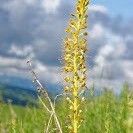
[0,84,133,133]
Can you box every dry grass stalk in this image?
[27,60,63,133]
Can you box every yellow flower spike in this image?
[66,97,71,101]
[70,105,73,110]
[78,125,81,129]
[71,14,76,17]
[64,66,73,72]
[83,32,88,36]
[68,115,72,119]
[68,125,73,130]
[66,28,72,33]
[79,76,86,83]
[64,77,71,82]
[64,86,71,92]
[66,97,73,105]
[70,20,78,30]
[80,81,86,88]
[81,97,85,102]
[63,0,89,132]
[79,110,82,114]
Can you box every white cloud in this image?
[94,31,126,66]
[0,56,27,70]
[8,45,33,57]
[89,5,108,14]
[25,0,36,5]
[2,0,61,18]
[90,23,105,39]
[35,61,61,84]
[123,61,133,82]
[90,28,133,88]
[42,0,61,13]
[0,56,61,85]
[0,56,29,80]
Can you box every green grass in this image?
[0,85,133,133]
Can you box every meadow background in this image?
[0,0,133,132]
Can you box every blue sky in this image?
[93,0,133,18]
[0,0,132,91]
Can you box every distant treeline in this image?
[0,84,38,106]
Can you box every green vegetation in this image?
[0,84,133,133]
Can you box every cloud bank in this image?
[0,0,132,90]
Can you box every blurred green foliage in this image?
[0,84,133,133]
